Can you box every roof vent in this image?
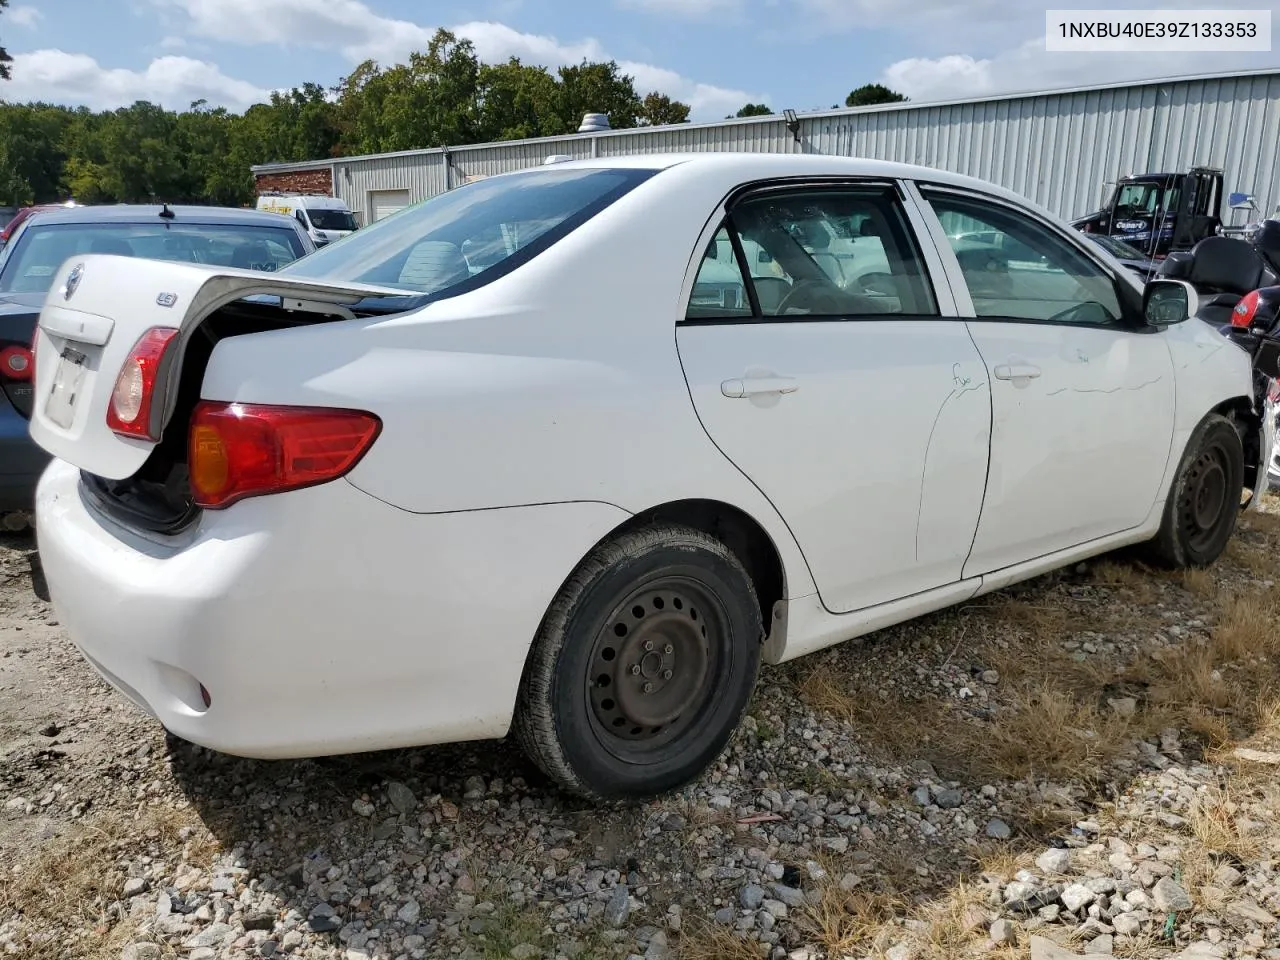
[578,112,611,134]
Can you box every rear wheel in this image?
[1146,413,1243,568]
[514,524,762,801]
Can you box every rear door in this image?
[29,255,407,480]
[916,185,1175,575]
[677,181,993,615]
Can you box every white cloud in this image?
[617,0,742,19]
[6,49,270,111]
[159,35,189,50]
[149,0,765,119]
[882,41,1280,103]
[8,4,42,28]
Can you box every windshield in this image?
[0,221,309,294]
[308,209,358,232]
[282,167,657,296]
[1089,234,1148,260]
[1113,182,1169,216]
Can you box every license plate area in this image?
[45,346,88,430]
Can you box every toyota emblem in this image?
[62,262,85,300]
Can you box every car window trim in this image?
[678,178,951,327]
[915,182,1140,331]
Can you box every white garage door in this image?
[370,190,412,222]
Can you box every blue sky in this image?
[5,0,1280,122]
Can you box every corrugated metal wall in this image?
[263,70,1280,227]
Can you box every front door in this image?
[920,187,1176,575]
[677,182,993,614]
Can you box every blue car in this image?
[0,204,315,513]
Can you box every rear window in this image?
[281,167,657,296]
[0,221,308,294]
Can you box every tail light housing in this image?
[0,345,32,382]
[188,402,381,509]
[1233,289,1261,329]
[107,327,180,439]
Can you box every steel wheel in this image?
[514,524,763,801]
[1181,445,1230,553]
[586,579,723,759]
[1147,413,1243,569]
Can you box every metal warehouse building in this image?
[253,68,1280,229]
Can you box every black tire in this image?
[514,524,763,802]
[1145,413,1244,568]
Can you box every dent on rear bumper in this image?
[35,459,631,759]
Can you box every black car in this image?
[1083,233,1161,284]
[0,204,315,515]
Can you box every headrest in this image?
[1186,236,1266,295]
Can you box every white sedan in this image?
[27,154,1266,801]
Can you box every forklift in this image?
[1071,166,1223,259]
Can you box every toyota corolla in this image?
[28,154,1264,801]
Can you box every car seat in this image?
[398,241,470,292]
[231,241,272,271]
[1168,236,1273,326]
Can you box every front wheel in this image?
[514,524,763,802]
[1145,413,1244,568]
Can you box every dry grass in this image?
[788,501,1280,960]
[0,806,211,960]
[676,921,767,960]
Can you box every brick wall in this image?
[254,168,334,197]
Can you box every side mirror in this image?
[1143,278,1197,327]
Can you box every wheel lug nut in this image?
[662,670,673,680]
[643,682,654,693]
[630,665,641,676]
[664,644,673,654]
[643,640,654,652]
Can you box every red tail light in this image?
[188,402,381,509]
[0,345,32,382]
[107,327,180,439]
[1233,290,1261,329]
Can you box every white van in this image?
[256,194,358,247]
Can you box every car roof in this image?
[23,204,299,227]
[535,153,1057,219]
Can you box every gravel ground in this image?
[4,506,1280,960]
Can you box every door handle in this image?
[721,377,799,399]
[993,363,1042,381]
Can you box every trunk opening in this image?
[83,299,353,535]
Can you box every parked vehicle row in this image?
[22,153,1274,803]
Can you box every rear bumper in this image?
[0,399,45,512]
[36,459,630,759]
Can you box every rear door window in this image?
[685,187,938,321]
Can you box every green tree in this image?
[731,103,772,118]
[0,0,13,82]
[556,60,643,131]
[638,92,690,126]
[845,83,908,107]
[477,58,567,141]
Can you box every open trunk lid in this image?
[30,254,408,481]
